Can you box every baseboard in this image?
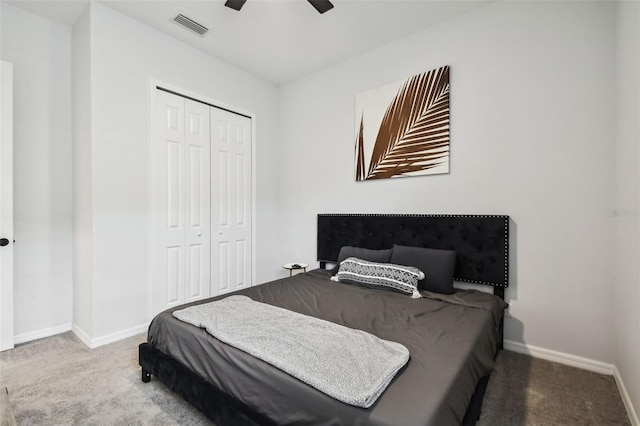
[90,323,148,348]
[13,323,72,345]
[614,366,640,426]
[72,323,148,349]
[503,339,615,375]
[71,323,92,348]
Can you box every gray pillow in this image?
[330,246,392,273]
[390,244,456,294]
[331,257,423,298]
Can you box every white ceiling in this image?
[6,0,492,85]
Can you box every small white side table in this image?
[282,262,308,276]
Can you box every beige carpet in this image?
[0,333,210,425]
[479,350,630,426]
[0,332,631,425]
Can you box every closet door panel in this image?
[157,91,186,309]
[211,109,252,296]
[155,92,211,312]
[184,100,211,302]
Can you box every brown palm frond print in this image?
[356,66,449,181]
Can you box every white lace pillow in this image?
[331,257,424,299]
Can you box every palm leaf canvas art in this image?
[355,66,450,181]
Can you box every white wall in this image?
[0,4,73,339]
[279,1,617,364]
[71,6,93,338]
[76,3,280,341]
[615,0,640,418]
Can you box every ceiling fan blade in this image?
[307,0,334,14]
[225,0,247,11]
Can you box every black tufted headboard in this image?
[317,214,509,295]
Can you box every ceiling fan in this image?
[224,0,334,14]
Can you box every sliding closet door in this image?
[210,108,252,296]
[156,91,211,310]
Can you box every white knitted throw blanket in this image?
[173,295,409,408]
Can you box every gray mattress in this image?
[147,269,506,426]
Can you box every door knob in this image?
[0,238,10,247]
[197,232,202,237]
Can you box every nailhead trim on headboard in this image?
[317,214,509,288]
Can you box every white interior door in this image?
[211,107,252,296]
[0,61,14,352]
[155,90,211,312]
[184,99,212,303]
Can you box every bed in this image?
[139,214,510,426]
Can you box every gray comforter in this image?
[148,269,507,425]
[173,295,409,408]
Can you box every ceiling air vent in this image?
[173,14,208,36]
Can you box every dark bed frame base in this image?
[139,342,276,426]
[139,342,491,425]
[462,375,491,426]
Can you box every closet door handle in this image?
[0,238,10,246]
